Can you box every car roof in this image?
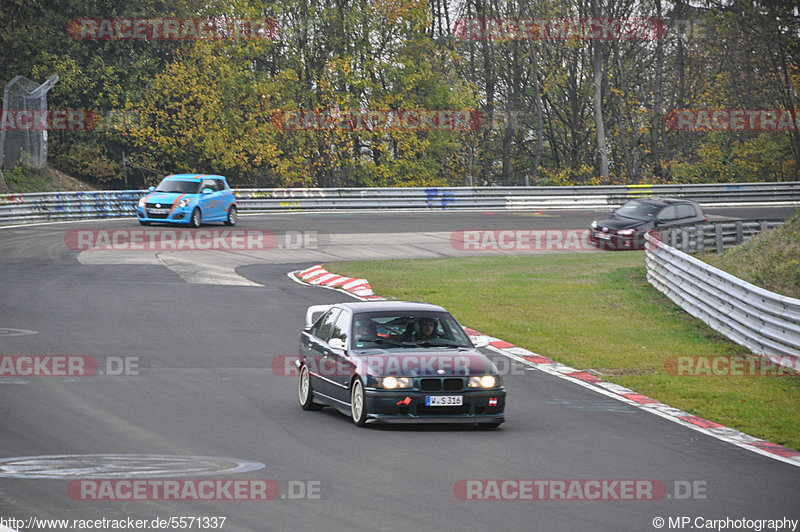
[334,301,450,314]
[163,174,227,181]
[629,196,698,207]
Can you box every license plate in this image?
[594,231,611,240]
[148,208,169,215]
[426,395,463,406]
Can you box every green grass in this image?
[327,253,800,450]
[699,209,800,299]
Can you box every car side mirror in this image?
[202,188,213,194]
[328,338,346,351]
[148,186,155,191]
[470,335,490,348]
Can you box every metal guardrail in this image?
[0,182,799,226]
[658,220,785,254]
[644,232,800,370]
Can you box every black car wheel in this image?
[298,365,323,411]
[225,205,238,226]
[190,208,201,228]
[139,220,150,226]
[350,378,367,427]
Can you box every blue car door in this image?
[198,179,220,221]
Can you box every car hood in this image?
[594,213,652,230]
[143,191,189,204]
[352,349,497,377]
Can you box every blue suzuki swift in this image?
[136,174,238,227]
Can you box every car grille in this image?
[420,378,464,392]
[416,404,470,416]
[146,203,173,219]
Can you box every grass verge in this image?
[699,209,800,299]
[327,253,800,450]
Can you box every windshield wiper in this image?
[371,338,406,347]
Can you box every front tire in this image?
[299,366,323,411]
[350,378,368,427]
[225,205,238,226]
[139,220,150,226]
[189,208,202,228]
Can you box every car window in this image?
[615,200,660,221]
[658,206,678,221]
[155,180,201,194]
[350,311,473,349]
[201,179,219,192]
[330,310,350,345]
[676,204,695,219]
[313,308,341,342]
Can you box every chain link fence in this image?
[0,75,59,171]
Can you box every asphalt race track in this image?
[1,207,798,532]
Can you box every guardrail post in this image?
[681,227,689,251]
[715,224,724,254]
[735,221,743,245]
[697,225,704,253]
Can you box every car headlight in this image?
[138,197,146,208]
[617,229,635,236]
[177,198,192,208]
[590,221,597,229]
[379,376,413,389]
[469,375,498,388]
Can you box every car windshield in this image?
[351,311,474,350]
[614,200,661,221]
[155,180,201,194]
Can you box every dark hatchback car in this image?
[590,197,707,250]
[297,301,506,427]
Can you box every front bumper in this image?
[589,230,646,250]
[136,205,192,224]
[363,388,506,424]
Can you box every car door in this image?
[326,309,354,404]
[198,179,221,221]
[305,308,340,398]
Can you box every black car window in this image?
[330,310,350,345]
[676,204,695,219]
[615,200,660,221]
[350,311,473,349]
[658,206,679,221]
[312,308,341,341]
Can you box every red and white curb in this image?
[289,264,384,300]
[290,264,800,468]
